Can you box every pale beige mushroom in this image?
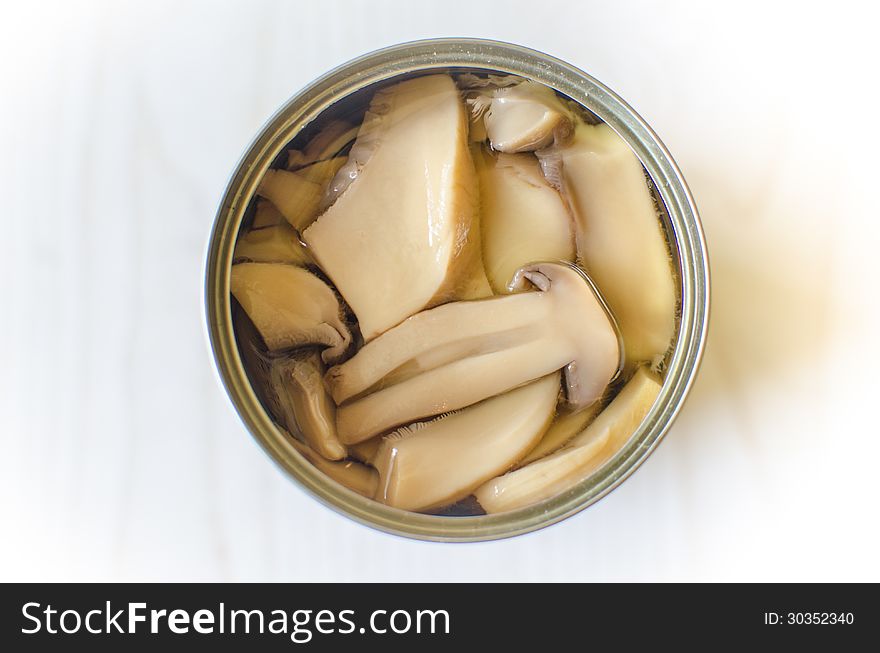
[256,169,322,232]
[301,120,358,164]
[468,111,487,142]
[347,436,382,465]
[373,373,560,511]
[483,80,573,153]
[303,74,491,341]
[255,159,346,234]
[230,262,351,363]
[233,223,312,266]
[517,398,604,467]
[293,157,347,186]
[251,198,285,229]
[539,122,677,368]
[268,351,346,460]
[290,438,377,498]
[329,262,621,444]
[474,148,575,293]
[474,366,661,513]
[286,149,309,170]
[458,72,521,143]
[285,121,358,171]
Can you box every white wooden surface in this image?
[2,0,879,581]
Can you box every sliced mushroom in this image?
[474,148,575,293]
[233,223,312,266]
[251,198,284,229]
[256,159,345,232]
[230,262,351,363]
[329,262,621,443]
[301,120,358,163]
[269,350,346,460]
[474,366,661,513]
[285,121,358,171]
[483,80,573,153]
[468,109,488,142]
[286,149,308,170]
[517,398,603,467]
[316,119,380,210]
[347,436,382,465]
[294,157,347,187]
[457,72,523,90]
[539,122,677,368]
[303,74,491,341]
[373,373,560,511]
[256,169,322,232]
[290,438,377,498]
[459,73,521,142]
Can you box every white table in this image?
[2,0,878,581]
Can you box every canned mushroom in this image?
[204,39,709,541]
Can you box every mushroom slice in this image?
[458,73,521,142]
[517,398,604,467]
[540,122,677,368]
[233,223,312,266]
[256,169,322,232]
[474,366,661,513]
[484,80,573,153]
[348,436,382,465]
[301,120,358,163]
[330,262,620,443]
[303,74,491,341]
[230,262,351,363]
[286,149,308,170]
[468,108,488,142]
[374,373,560,511]
[269,351,346,460]
[475,148,575,293]
[290,438,377,498]
[457,72,523,90]
[294,157,347,187]
[285,122,358,171]
[251,198,284,229]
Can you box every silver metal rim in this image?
[204,38,710,542]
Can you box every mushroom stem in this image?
[329,262,621,444]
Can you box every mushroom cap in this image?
[510,261,623,410]
[484,81,572,153]
[229,262,351,364]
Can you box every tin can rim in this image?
[204,38,710,542]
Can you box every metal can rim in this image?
[204,38,710,542]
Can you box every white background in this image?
[2,0,878,582]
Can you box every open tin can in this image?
[204,38,710,541]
